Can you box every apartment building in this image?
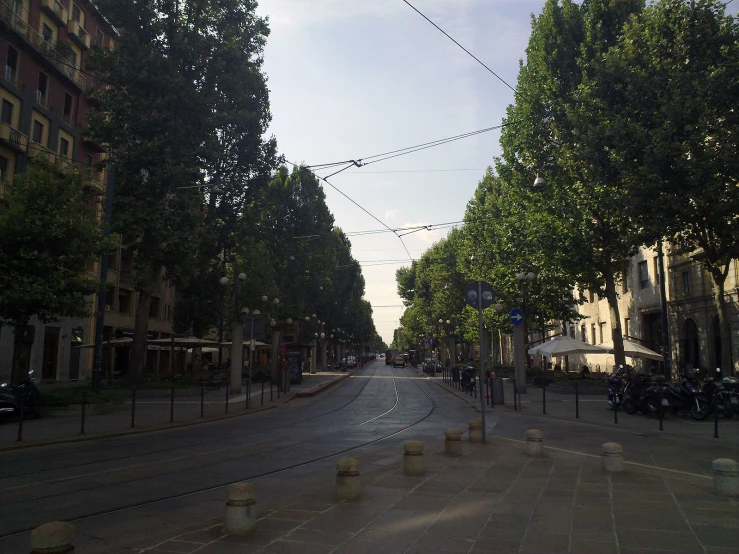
[570,244,739,376]
[0,0,176,383]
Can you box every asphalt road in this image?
[2,361,738,553]
[0,361,483,552]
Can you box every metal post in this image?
[714,406,719,439]
[170,386,174,423]
[513,378,518,411]
[657,242,672,380]
[247,317,255,409]
[261,377,264,406]
[225,383,229,413]
[200,385,204,418]
[92,163,115,392]
[17,394,24,441]
[542,382,546,415]
[80,392,86,434]
[485,378,490,406]
[476,281,486,444]
[658,388,664,431]
[131,389,136,428]
[575,384,580,418]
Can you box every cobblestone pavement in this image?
[139,437,739,554]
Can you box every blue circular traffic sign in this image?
[510,308,524,327]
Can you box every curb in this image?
[292,372,351,398]
[1,404,278,452]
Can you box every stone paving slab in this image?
[139,437,739,554]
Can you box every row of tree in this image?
[394,0,739,373]
[0,0,382,380]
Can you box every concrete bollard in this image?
[468,419,483,443]
[403,440,426,475]
[336,458,361,500]
[602,442,624,472]
[444,428,463,457]
[712,458,739,497]
[30,521,76,553]
[225,482,257,535]
[525,429,544,457]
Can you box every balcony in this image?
[81,166,104,192]
[67,19,90,50]
[0,0,86,89]
[0,122,28,152]
[41,0,68,26]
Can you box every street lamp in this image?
[514,271,537,393]
[220,272,247,393]
[533,174,546,190]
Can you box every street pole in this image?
[247,315,255,408]
[657,241,672,380]
[477,281,487,444]
[92,163,116,391]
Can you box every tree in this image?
[583,0,739,373]
[0,162,110,382]
[497,0,644,368]
[87,0,276,378]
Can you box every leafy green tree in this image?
[582,0,739,372]
[87,0,276,378]
[0,162,111,382]
[497,0,644,368]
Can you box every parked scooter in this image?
[0,370,41,422]
[719,376,739,415]
[702,368,734,419]
[607,366,625,408]
[460,366,476,393]
[622,373,671,417]
[665,374,710,420]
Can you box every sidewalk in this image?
[137,434,739,554]
[0,371,351,451]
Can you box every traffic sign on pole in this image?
[510,308,524,327]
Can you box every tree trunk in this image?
[711,271,734,375]
[11,322,29,385]
[603,267,626,369]
[130,288,152,381]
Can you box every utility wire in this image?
[400,0,517,93]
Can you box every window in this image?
[599,322,606,344]
[653,258,660,286]
[1,99,12,124]
[682,271,692,296]
[66,51,77,73]
[5,46,18,81]
[63,93,73,120]
[581,325,587,343]
[96,28,104,47]
[59,137,69,157]
[624,318,630,339]
[32,120,44,144]
[149,296,161,319]
[0,156,8,182]
[84,153,93,166]
[72,3,81,22]
[591,324,596,345]
[638,261,649,289]
[42,23,53,43]
[37,72,48,105]
[118,289,132,314]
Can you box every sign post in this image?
[510,308,526,394]
[465,281,495,445]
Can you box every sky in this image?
[254,0,738,346]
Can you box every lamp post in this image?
[514,271,537,393]
[220,272,247,394]
[263,296,281,388]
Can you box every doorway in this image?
[42,327,60,380]
[681,319,700,371]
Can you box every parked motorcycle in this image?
[622,373,671,417]
[720,376,739,415]
[607,367,625,408]
[665,374,710,420]
[702,369,734,419]
[460,366,477,393]
[0,370,41,422]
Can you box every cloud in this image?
[385,209,401,220]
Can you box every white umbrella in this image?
[148,336,221,347]
[528,337,607,357]
[76,337,134,348]
[220,340,269,347]
[599,339,663,361]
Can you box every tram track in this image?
[0,362,439,538]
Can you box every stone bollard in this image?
[468,419,483,443]
[602,442,624,472]
[444,428,463,457]
[30,521,76,554]
[336,458,361,500]
[225,482,257,535]
[712,458,739,497]
[525,429,544,457]
[403,441,426,475]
